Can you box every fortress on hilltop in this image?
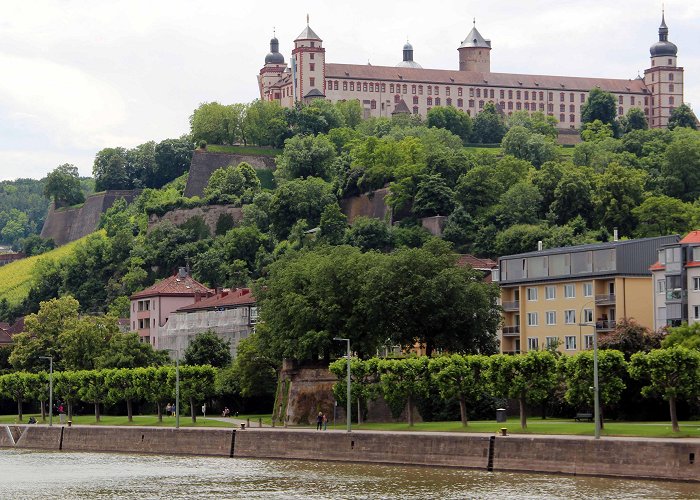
[258,12,684,129]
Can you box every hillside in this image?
[0,234,89,305]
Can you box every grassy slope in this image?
[206,145,282,157]
[0,414,235,427]
[0,235,88,306]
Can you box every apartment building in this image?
[651,231,700,329]
[498,235,678,354]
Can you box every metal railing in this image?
[595,320,616,331]
[502,326,520,335]
[595,294,616,304]
[502,301,520,311]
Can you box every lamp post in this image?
[578,299,601,439]
[333,337,351,433]
[39,356,53,427]
[166,348,180,430]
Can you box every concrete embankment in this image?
[1,425,697,482]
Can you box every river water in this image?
[0,449,697,499]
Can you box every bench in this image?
[574,412,593,422]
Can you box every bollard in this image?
[500,427,507,436]
[246,417,250,428]
[258,418,262,428]
[240,423,245,430]
[67,421,72,427]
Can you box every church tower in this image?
[644,11,683,128]
[458,20,491,72]
[292,16,326,102]
[258,33,287,101]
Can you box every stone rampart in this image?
[148,204,244,234]
[339,188,391,224]
[184,151,276,198]
[40,190,140,246]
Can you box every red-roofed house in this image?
[129,268,213,346]
[456,254,499,283]
[651,231,700,329]
[157,288,257,359]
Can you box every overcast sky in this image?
[1,0,698,181]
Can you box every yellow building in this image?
[498,235,679,354]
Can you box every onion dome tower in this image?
[396,41,422,69]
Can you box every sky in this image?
[0,0,698,181]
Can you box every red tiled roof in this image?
[130,273,213,299]
[5,317,25,335]
[0,322,9,330]
[176,288,256,313]
[325,63,649,94]
[456,254,498,270]
[0,331,12,345]
[649,262,666,271]
[680,230,700,244]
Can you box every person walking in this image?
[322,413,328,431]
[316,412,323,431]
[166,403,172,416]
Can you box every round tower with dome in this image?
[258,32,288,102]
[396,42,422,69]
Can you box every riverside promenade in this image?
[1,424,698,482]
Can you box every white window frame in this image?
[694,305,700,319]
[527,337,539,351]
[694,277,700,291]
[545,311,556,325]
[527,312,539,326]
[545,336,559,348]
[565,335,577,350]
[583,283,593,297]
[564,310,576,324]
[564,283,576,298]
[545,286,556,300]
[583,308,593,324]
[658,279,666,294]
[526,287,538,301]
[584,334,594,350]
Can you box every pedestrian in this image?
[316,412,323,431]
[171,403,176,417]
[166,403,172,416]
[322,413,328,431]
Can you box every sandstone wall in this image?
[148,204,244,234]
[40,190,140,246]
[184,151,276,198]
[339,188,391,224]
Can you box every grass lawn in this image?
[341,418,700,438]
[0,234,92,306]
[236,414,274,426]
[206,145,282,157]
[0,414,235,428]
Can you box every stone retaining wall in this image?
[148,204,244,234]
[184,151,276,198]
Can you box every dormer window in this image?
[310,42,315,47]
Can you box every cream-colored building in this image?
[259,14,684,129]
[498,235,678,354]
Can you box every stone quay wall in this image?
[1,425,697,482]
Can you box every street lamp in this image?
[166,348,180,430]
[578,299,601,440]
[39,356,53,427]
[333,337,351,433]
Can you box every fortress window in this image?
[413,106,419,114]
[428,85,432,95]
[413,96,419,104]
[516,90,521,99]
[369,83,374,92]
[457,98,463,107]
[490,89,494,98]
[334,81,338,90]
[363,82,368,91]
[310,42,315,47]
[508,102,513,110]
[524,91,529,100]
[435,97,441,105]
[560,104,565,112]
[469,99,474,107]
[618,95,623,104]
[435,86,440,95]
[531,92,536,101]
[475,88,479,97]
[446,87,450,96]
[668,59,672,65]
[669,73,674,81]
[390,84,395,92]
[508,90,513,99]
[618,106,624,115]
[539,103,544,111]
[540,91,544,100]
[580,93,585,103]
[560,92,565,102]
[310,63,315,71]
[669,96,675,105]
[419,85,423,95]
[469,87,474,97]
[427,97,433,105]
[560,113,565,122]
[310,53,314,59]
[479,100,484,109]
[570,105,575,112]
[524,103,529,110]
[381,84,386,92]
[350,82,354,91]
[500,90,505,99]
[644,96,649,105]
[669,83,674,92]
[458,87,463,96]
[412,85,416,94]
[516,102,522,110]
[570,93,574,102]
[570,114,575,122]
[630,96,635,105]
[402,84,407,93]
[310,77,315,86]
[446,98,452,105]
[371,100,376,110]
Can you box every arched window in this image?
[457,98,463,107]
[559,113,565,122]
[413,96,419,104]
[570,114,575,122]
[427,97,433,106]
[390,84,395,93]
[413,106,419,114]
[618,106,624,115]
[371,100,376,110]
[446,98,452,106]
[476,88,481,97]
[402,84,407,93]
[394,94,400,103]
[418,85,423,95]
[570,105,575,112]
[669,96,675,105]
[435,97,441,106]
[669,73,674,81]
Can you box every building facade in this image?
[498,235,678,354]
[259,14,683,129]
[157,288,257,360]
[650,231,700,330]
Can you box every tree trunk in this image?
[17,400,23,422]
[68,402,73,421]
[669,396,679,432]
[425,342,433,358]
[190,397,197,423]
[599,406,605,430]
[459,396,468,426]
[40,400,46,422]
[357,398,362,426]
[94,402,101,422]
[157,402,163,423]
[126,399,133,422]
[519,396,527,429]
[407,395,414,427]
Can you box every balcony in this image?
[595,294,616,305]
[595,320,616,331]
[502,350,521,355]
[502,301,520,311]
[665,289,687,302]
[502,326,520,336]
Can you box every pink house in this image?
[129,268,213,346]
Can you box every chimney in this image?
[194,291,201,303]
[537,240,543,251]
[177,267,188,278]
[613,228,619,242]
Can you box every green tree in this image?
[662,322,700,350]
[318,203,347,245]
[335,100,363,129]
[621,107,649,133]
[203,162,261,205]
[629,347,700,432]
[58,315,119,371]
[232,334,277,398]
[471,102,506,143]
[580,120,614,142]
[95,333,166,369]
[559,350,627,429]
[501,126,557,167]
[243,100,289,147]
[593,163,647,236]
[268,177,336,239]
[105,368,141,422]
[488,351,558,429]
[632,195,694,237]
[411,175,455,218]
[494,180,542,228]
[581,88,617,125]
[549,167,595,225]
[667,103,698,130]
[494,224,548,256]
[77,369,111,422]
[345,216,393,252]
[53,370,81,420]
[179,364,217,422]
[427,106,472,144]
[190,102,246,145]
[598,319,663,360]
[507,111,558,138]
[43,164,85,208]
[183,330,232,368]
[428,354,489,426]
[141,365,174,422]
[151,138,194,188]
[377,357,430,426]
[93,147,131,191]
[329,357,379,425]
[275,134,337,182]
[663,129,700,201]
[0,372,31,421]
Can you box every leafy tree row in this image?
[330,346,700,432]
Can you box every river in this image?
[0,449,697,499]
